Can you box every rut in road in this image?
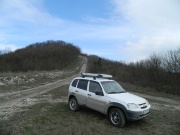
[0,58,87,109]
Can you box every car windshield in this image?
[101,81,126,94]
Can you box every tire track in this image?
[0,58,87,109]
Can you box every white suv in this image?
[68,73,151,127]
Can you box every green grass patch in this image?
[0,85,180,135]
[44,85,69,99]
[1,103,180,135]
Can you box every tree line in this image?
[87,48,180,95]
[0,40,81,72]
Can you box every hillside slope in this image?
[0,40,81,72]
[87,55,180,95]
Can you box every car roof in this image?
[73,77,114,83]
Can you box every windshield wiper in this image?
[108,91,126,94]
[108,92,120,94]
[119,91,126,93]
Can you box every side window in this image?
[77,80,88,91]
[89,81,102,93]
[71,79,78,87]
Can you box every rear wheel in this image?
[109,108,125,127]
[69,97,79,111]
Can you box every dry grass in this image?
[0,56,83,94]
[0,84,180,135]
[120,81,180,101]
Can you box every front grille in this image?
[139,103,147,109]
[141,106,147,109]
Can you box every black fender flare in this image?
[68,93,77,101]
[105,102,128,118]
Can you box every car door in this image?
[75,79,89,105]
[87,81,107,113]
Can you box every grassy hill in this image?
[0,40,81,72]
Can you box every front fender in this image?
[105,102,128,116]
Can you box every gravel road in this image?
[0,58,87,119]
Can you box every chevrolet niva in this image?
[68,73,151,127]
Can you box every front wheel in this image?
[69,97,79,111]
[109,108,125,127]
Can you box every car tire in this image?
[69,97,79,111]
[109,108,125,127]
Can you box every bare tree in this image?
[163,48,180,73]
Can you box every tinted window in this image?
[89,81,102,93]
[72,79,78,87]
[77,80,88,90]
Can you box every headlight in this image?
[127,103,139,109]
[145,100,150,106]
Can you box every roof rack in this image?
[81,73,112,80]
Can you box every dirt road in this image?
[0,58,87,119]
[0,57,180,120]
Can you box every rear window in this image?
[72,79,78,87]
[77,80,88,91]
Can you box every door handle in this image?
[75,90,78,92]
[88,94,91,96]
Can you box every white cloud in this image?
[119,32,180,61]
[0,0,118,45]
[113,0,180,28]
[0,0,64,25]
[0,0,67,48]
[111,0,180,61]
[0,0,180,62]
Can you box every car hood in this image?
[107,92,146,104]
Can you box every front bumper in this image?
[126,109,151,121]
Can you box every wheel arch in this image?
[106,103,128,120]
[68,94,77,101]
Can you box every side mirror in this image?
[95,91,104,96]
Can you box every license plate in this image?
[143,109,149,114]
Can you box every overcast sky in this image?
[0,0,180,62]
